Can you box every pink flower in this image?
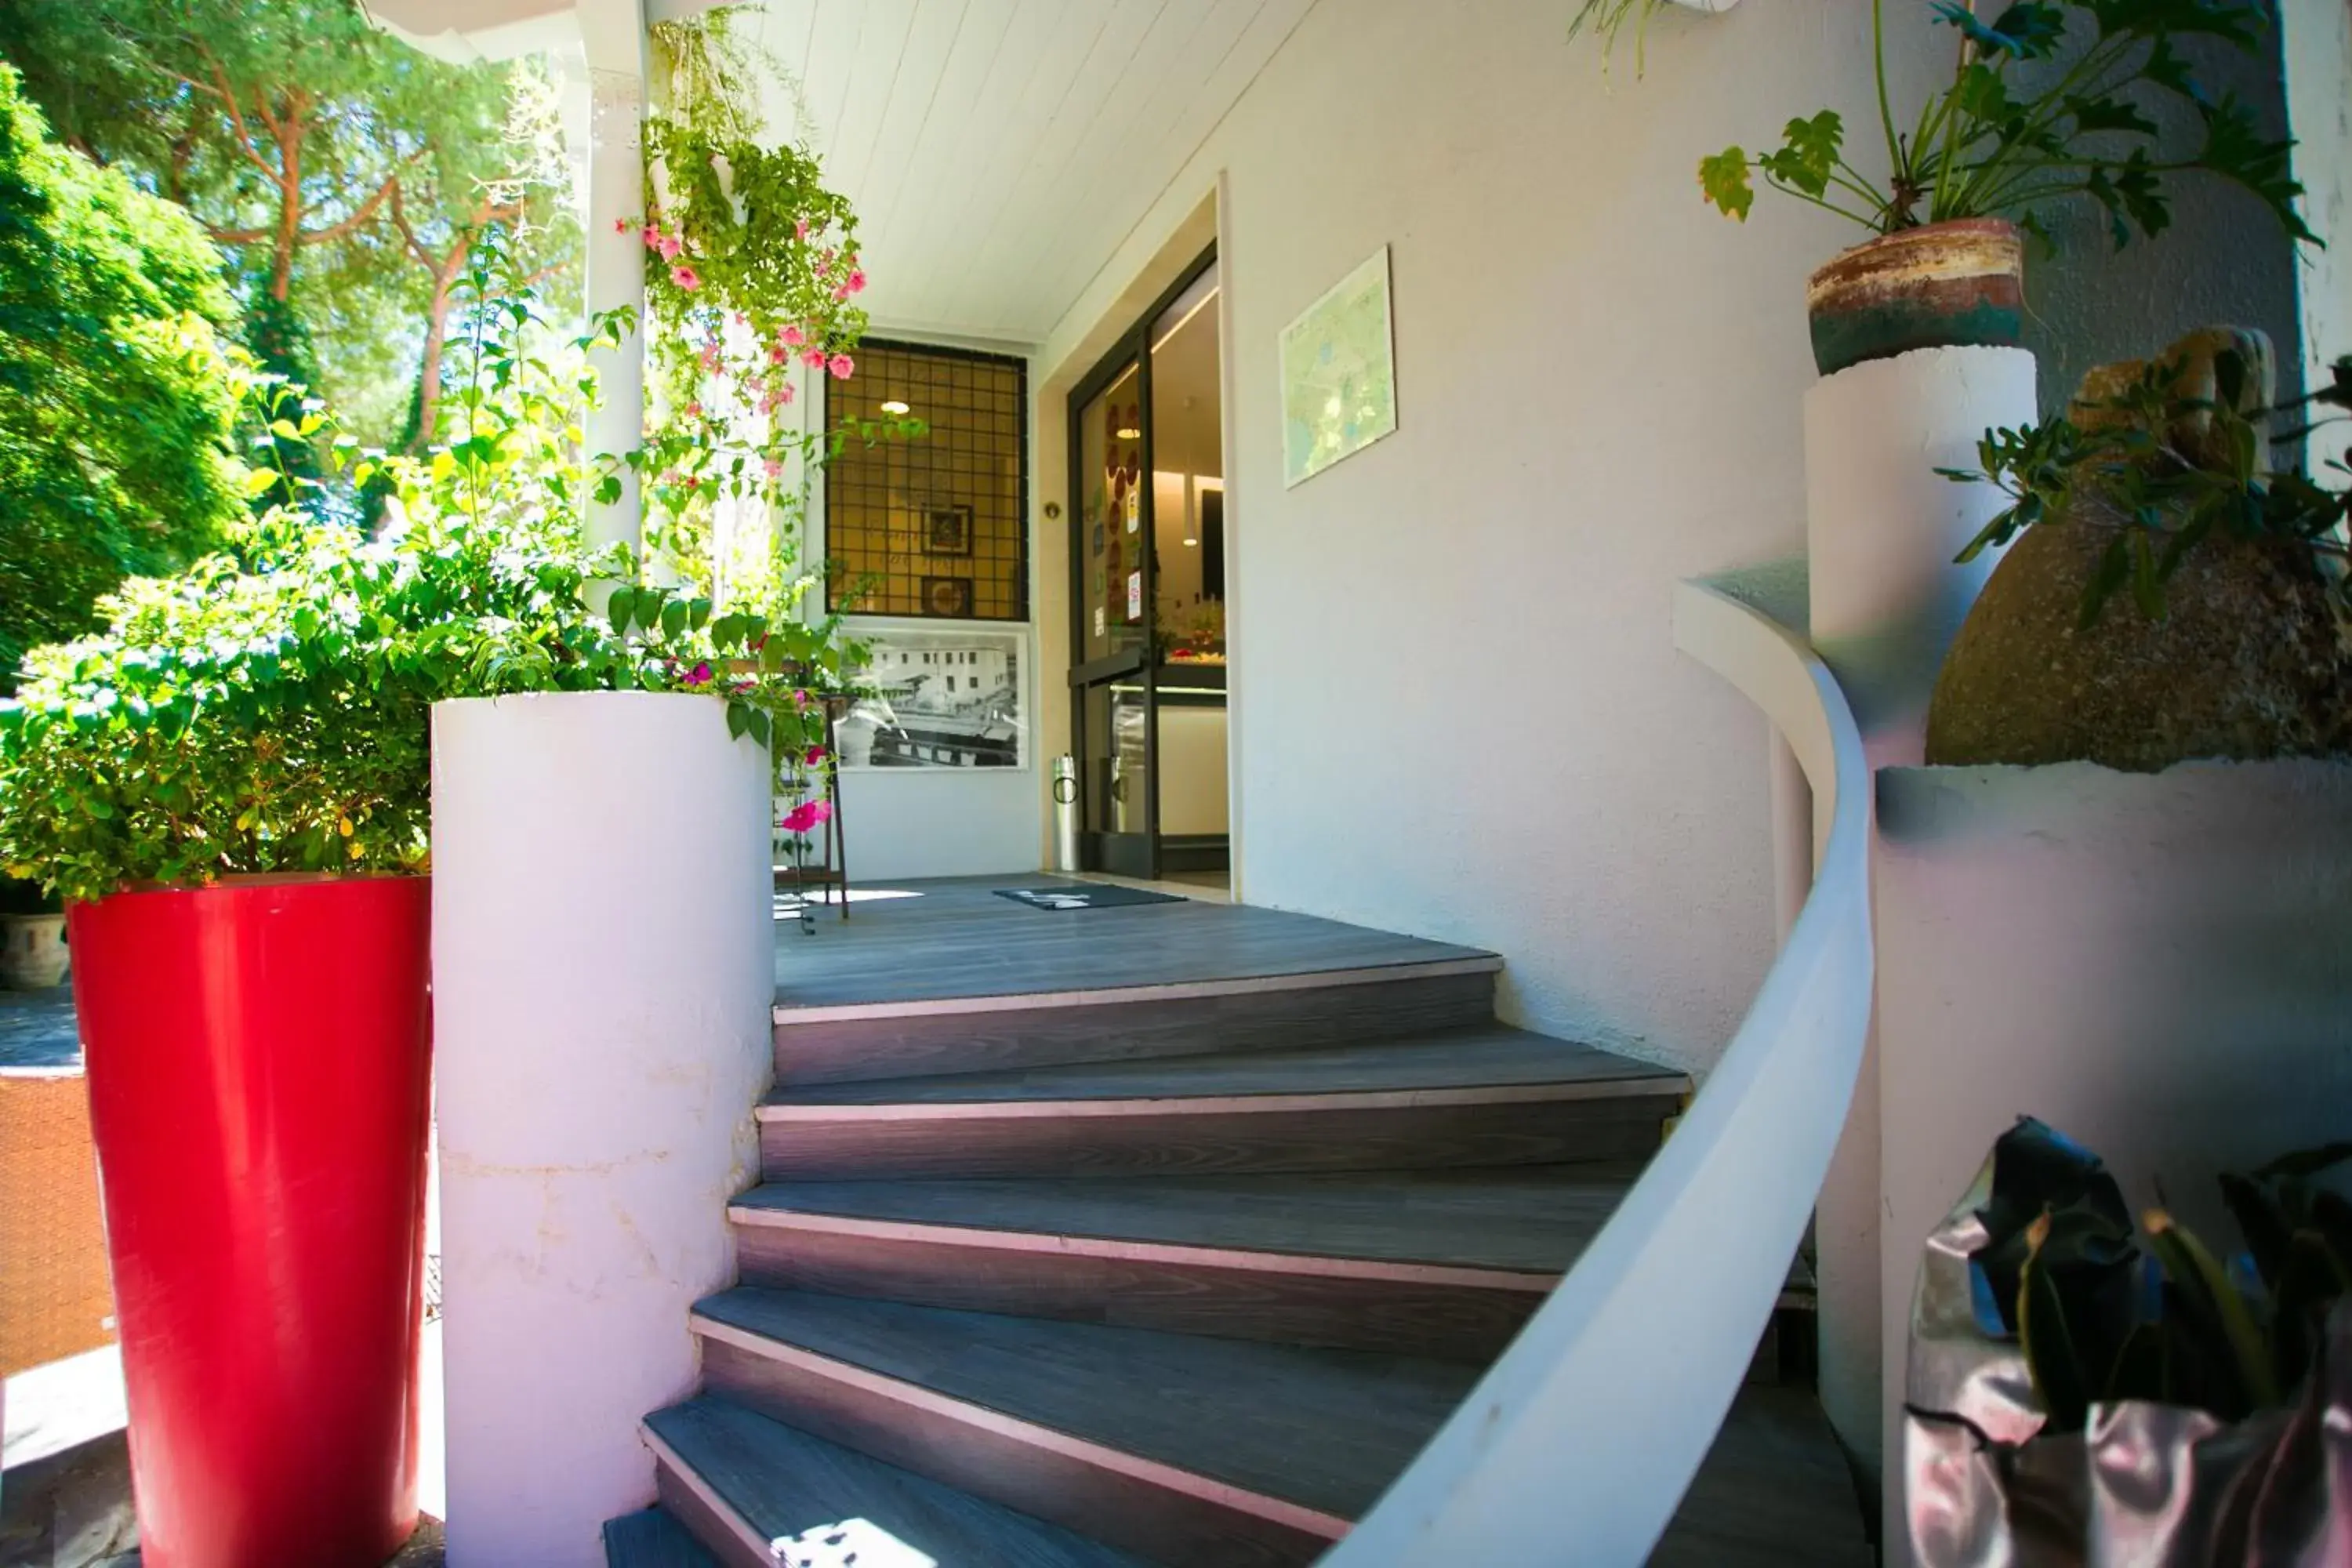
[832,285,851,303]
[731,312,747,326]
[657,234,684,260]
[614,218,631,234]
[792,688,811,710]
[641,223,661,247]
[685,401,703,418]
[672,264,701,290]
[768,345,788,364]
[846,269,867,295]
[780,324,805,347]
[827,354,855,380]
[802,347,829,368]
[779,799,833,834]
[804,745,828,765]
[699,342,723,372]
[685,661,713,687]
[794,217,810,241]
[763,456,786,479]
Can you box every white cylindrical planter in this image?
[432,691,771,1566]
[1799,342,2034,1497]
[1804,344,2036,732]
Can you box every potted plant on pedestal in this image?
[1928,331,2352,768]
[1698,0,2310,375]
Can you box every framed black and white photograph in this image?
[923,503,975,556]
[840,627,1027,770]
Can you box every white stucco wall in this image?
[833,766,1042,882]
[2285,0,2352,411]
[1871,758,2352,1561]
[1032,0,2307,1074]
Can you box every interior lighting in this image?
[1116,426,1141,440]
[880,399,911,415]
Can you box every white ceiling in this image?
[748,0,1312,346]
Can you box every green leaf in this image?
[660,598,689,639]
[2064,95,2158,139]
[1757,112,1842,200]
[2144,1208,2278,1416]
[1699,147,1755,221]
[607,585,637,633]
[726,702,750,740]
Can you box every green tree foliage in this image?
[0,0,572,448]
[0,63,245,688]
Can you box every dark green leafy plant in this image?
[1700,0,2310,247]
[0,62,245,690]
[1943,350,2352,627]
[1968,1119,2352,1432]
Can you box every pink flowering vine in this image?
[779,799,833,835]
[827,354,855,380]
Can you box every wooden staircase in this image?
[603,942,1870,1566]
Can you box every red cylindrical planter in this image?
[68,874,432,1568]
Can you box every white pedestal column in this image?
[432,691,771,1567]
[1798,344,2037,1504]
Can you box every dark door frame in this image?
[1065,242,1219,880]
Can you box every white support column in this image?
[578,0,648,556]
[1798,343,2037,1518]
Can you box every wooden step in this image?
[772,961,1499,1086]
[691,1287,1475,1567]
[731,1166,1640,1359]
[760,1026,1686,1178]
[688,1290,1870,1568]
[601,1506,720,1567]
[637,1396,1149,1568]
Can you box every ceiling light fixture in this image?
[1115,426,1141,440]
[880,399,911,416]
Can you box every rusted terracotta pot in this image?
[1806,218,2024,376]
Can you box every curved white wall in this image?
[431,691,771,1566]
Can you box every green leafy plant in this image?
[1943,350,2352,626]
[1967,1119,2352,1432]
[0,234,891,905]
[629,11,920,597]
[0,62,246,689]
[1567,0,1675,72]
[1699,0,2310,247]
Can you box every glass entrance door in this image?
[1070,354,1155,877]
[1067,246,1225,882]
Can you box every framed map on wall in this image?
[1279,246,1398,487]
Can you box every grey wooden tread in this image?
[765,1023,1686,1106]
[691,1287,1476,1523]
[642,1396,1150,1567]
[733,1166,1639,1276]
[771,877,1497,1014]
[601,1506,720,1567]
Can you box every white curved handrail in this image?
[1322,576,1872,1566]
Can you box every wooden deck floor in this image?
[773,877,1497,1012]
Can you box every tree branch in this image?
[185,42,284,188]
[295,164,408,247]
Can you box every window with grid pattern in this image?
[823,341,1028,621]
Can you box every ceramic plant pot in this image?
[1806,219,2024,376]
[0,911,69,989]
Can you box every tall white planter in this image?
[431,691,771,1566]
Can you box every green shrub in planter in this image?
[0,246,873,904]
